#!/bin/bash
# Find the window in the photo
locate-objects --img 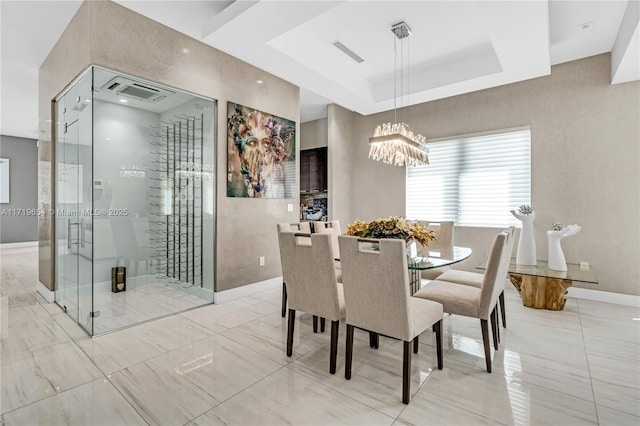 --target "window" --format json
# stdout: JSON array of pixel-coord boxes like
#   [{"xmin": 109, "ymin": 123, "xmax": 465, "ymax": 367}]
[{"xmin": 406, "ymin": 128, "xmax": 531, "ymax": 227}]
